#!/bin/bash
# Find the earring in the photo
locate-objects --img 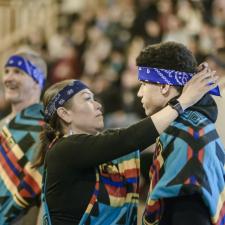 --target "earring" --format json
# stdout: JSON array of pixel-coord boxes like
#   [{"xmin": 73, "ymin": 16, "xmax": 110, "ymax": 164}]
[{"xmin": 68, "ymin": 129, "xmax": 74, "ymax": 136}]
